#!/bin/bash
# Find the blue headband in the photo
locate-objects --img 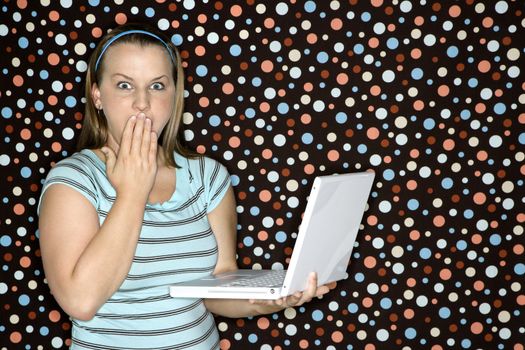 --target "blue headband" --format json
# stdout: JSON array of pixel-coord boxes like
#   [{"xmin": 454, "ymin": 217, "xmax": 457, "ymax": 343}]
[{"xmin": 94, "ymin": 29, "xmax": 176, "ymax": 71}]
